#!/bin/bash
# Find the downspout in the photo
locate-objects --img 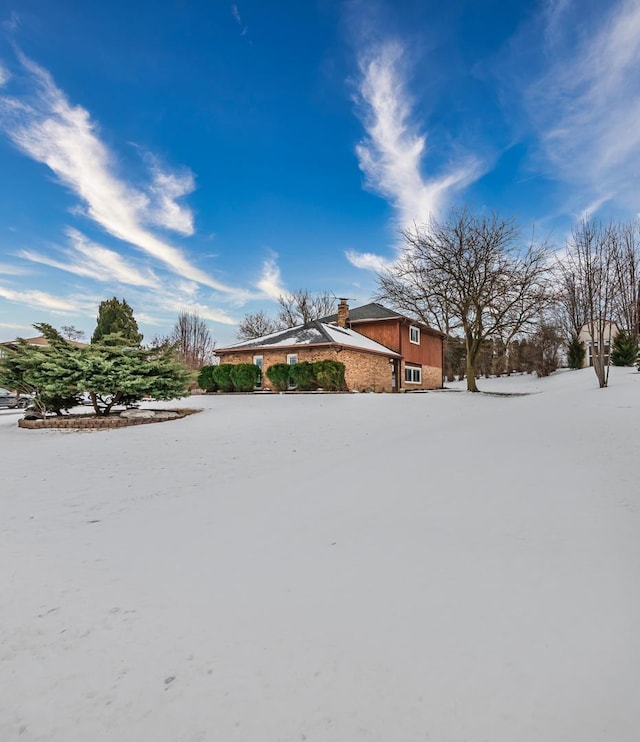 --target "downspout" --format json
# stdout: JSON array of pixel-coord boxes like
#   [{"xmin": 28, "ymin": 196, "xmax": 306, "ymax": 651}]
[{"xmin": 398, "ymin": 321, "xmax": 403, "ymax": 392}]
